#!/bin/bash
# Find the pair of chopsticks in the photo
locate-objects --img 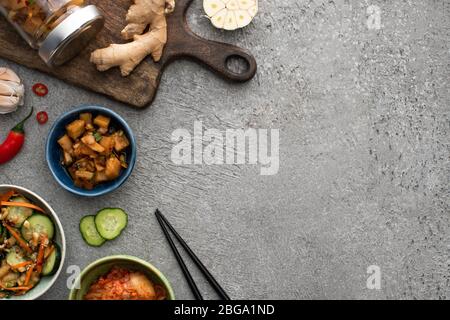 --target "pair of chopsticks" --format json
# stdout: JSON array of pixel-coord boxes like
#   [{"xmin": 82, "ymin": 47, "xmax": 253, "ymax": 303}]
[{"xmin": 155, "ymin": 209, "xmax": 230, "ymax": 300}]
